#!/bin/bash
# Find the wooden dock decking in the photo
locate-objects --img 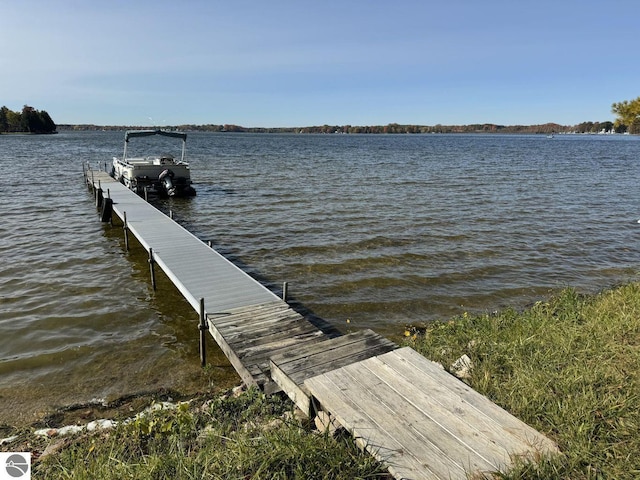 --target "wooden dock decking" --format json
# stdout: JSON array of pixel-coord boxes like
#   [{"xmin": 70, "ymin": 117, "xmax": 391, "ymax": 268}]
[
  {"xmin": 207, "ymin": 301, "xmax": 328, "ymax": 390},
  {"xmin": 270, "ymin": 329, "xmax": 398, "ymax": 415},
  {"xmin": 86, "ymin": 166, "xmax": 559, "ymax": 479},
  {"xmin": 305, "ymin": 347, "xmax": 558, "ymax": 480}
]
